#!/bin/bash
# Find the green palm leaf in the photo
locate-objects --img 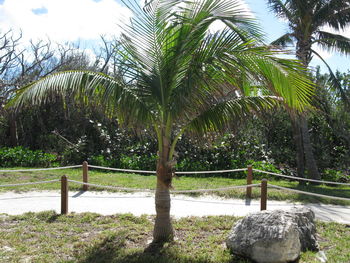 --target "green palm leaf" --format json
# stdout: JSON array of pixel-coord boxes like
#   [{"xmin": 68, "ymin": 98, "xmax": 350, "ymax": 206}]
[
  {"xmin": 314, "ymin": 31, "xmax": 350, "ymax": 55},
  {"xmin": 271, "ymin": 33, "xmax": 294, "ymax": 47},
  {"xmin": 313, "ymin": 0, "xmax": 350, "ymax": 30}
]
